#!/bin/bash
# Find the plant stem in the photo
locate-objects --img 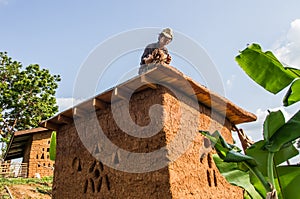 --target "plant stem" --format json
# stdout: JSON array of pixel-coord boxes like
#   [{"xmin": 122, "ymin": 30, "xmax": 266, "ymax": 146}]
[
  {"xmin": 243, "ymin": 162, "xmax": 271, "ymax": 193},
  {"xmin": 267, "ymin": 152, "xmax": 275, "ymax": 188}
]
